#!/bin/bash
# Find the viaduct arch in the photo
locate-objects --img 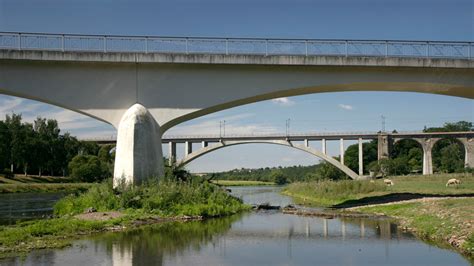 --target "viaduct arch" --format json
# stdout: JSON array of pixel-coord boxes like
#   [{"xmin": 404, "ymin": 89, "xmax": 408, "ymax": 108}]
[{"xmin": 177, "ymin": 140, "xmax": 360, "ymax": 180}]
